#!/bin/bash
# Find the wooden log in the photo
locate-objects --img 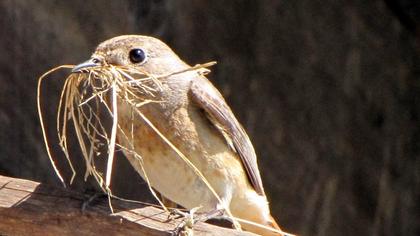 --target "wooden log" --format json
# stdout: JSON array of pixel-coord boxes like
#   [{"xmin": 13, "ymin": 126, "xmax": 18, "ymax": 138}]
[{"xmin": 0, "ymin": 175, "xmax": 255, "ymax": 236}]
